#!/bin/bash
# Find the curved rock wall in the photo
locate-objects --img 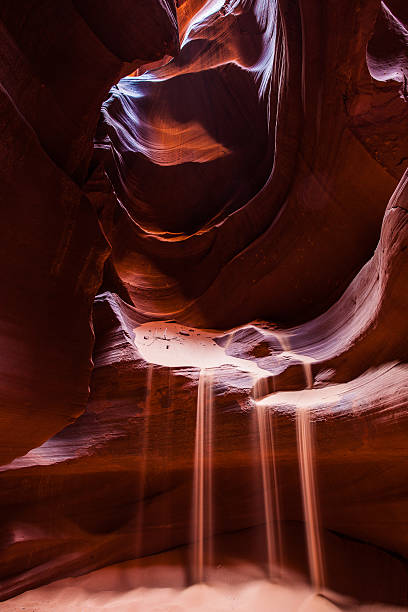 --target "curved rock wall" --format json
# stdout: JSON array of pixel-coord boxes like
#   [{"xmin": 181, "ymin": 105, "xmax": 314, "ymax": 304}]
[
  {"xmin": 0, "ymin": 0, "xmax": 177, "ymax": 462},
  {"xmin": 1, "ymin": 0, "xmax": 408, "ymax": 606},
  {"xmin": 97, "ymin": 0, "xmax": 408, "ymax": 328}
]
